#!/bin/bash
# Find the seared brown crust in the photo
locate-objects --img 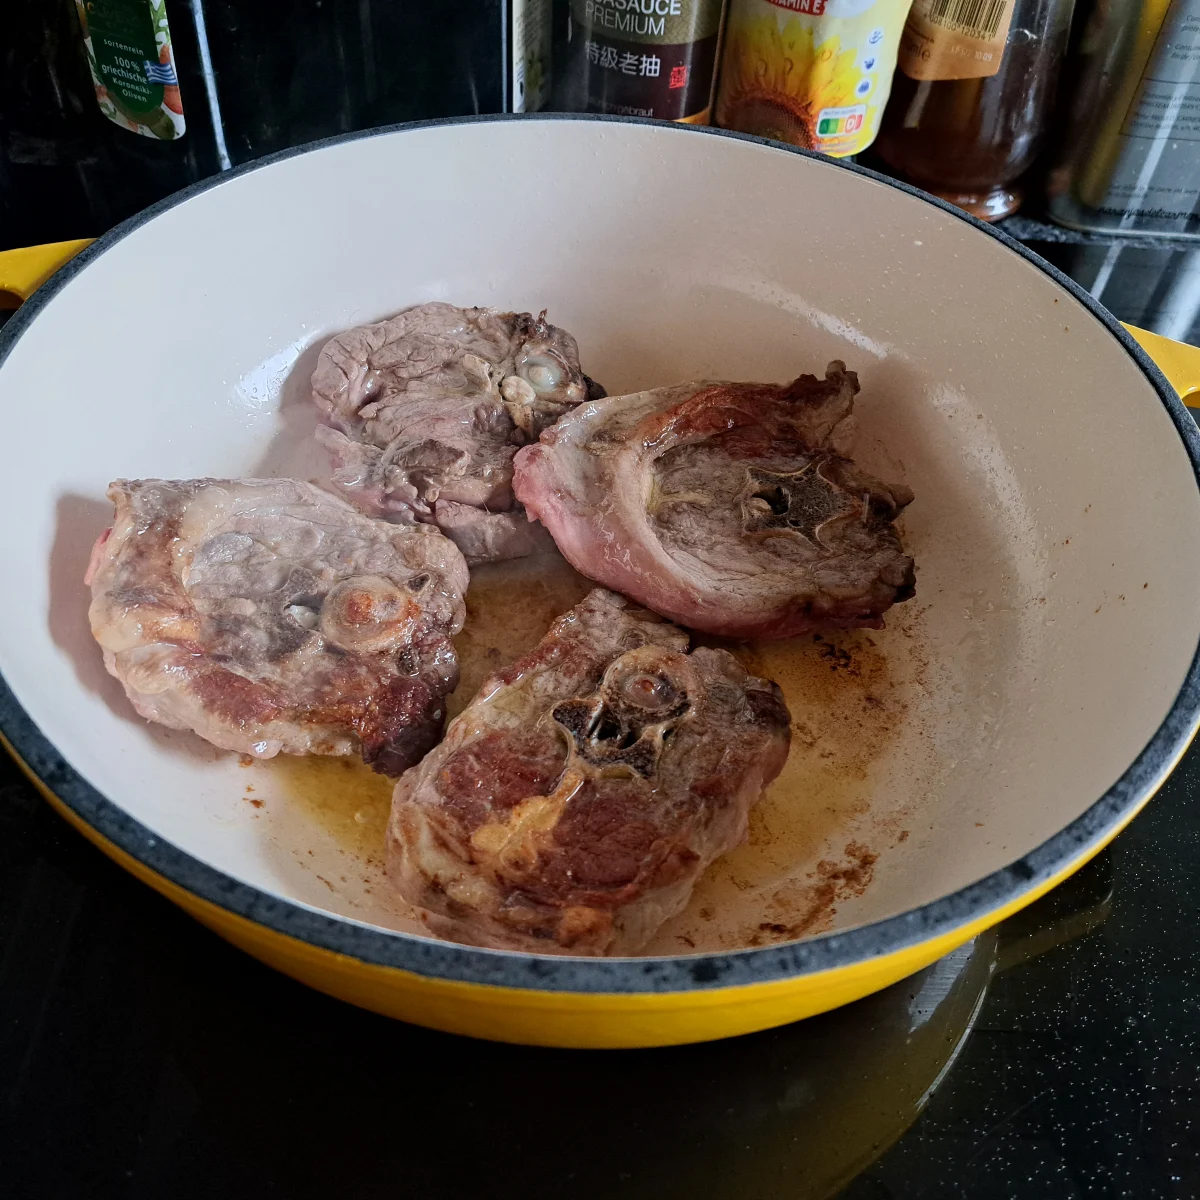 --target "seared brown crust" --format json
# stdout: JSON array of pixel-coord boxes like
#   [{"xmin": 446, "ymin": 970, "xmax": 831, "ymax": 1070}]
[
  {"xmin": 513, "ymin": 363, "xmax": 916, "ymax": 638},
  {"xmin": 387, "ymin": 589, "xmax": 792, "ymax": 955},
  {"xmin": 310, "ymin": 301, "xmax": 602, "ymax": 564},
  {"xmin": 87, "ymin": 478, "xmax": 468, "ymax": 773}
]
